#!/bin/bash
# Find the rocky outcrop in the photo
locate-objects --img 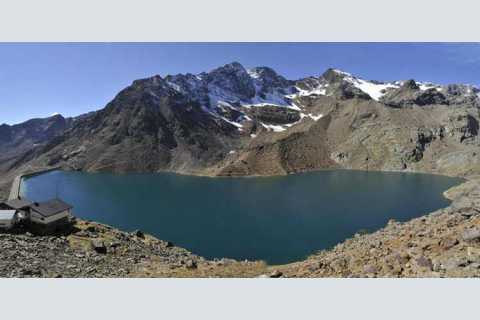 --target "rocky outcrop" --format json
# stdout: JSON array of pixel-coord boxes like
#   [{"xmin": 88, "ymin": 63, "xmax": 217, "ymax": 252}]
[
  {"xmin": 249, "ymin": 105, "xmax": 301, "ymax": 125},
  {"xmin": 403, "ymin": 127, "xmax": 441, "ymax": 163},
  {"xmin": 318, "ymin": 68, "xmax": 372, "ymax": 100},
  {"xmin": 447, "ymin": 112, "xmax": 479, "ymax": 143},
  {"xmin": 445, "ymin": 84, "xmax": 480, "ymax": 106},
  {"xmin": 329, "ymin": 81, "xmax": 372, "ymax": 100},
  {"xmin": 381, "ymin": 80, "xmax": 448, "ymax": 107}
]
